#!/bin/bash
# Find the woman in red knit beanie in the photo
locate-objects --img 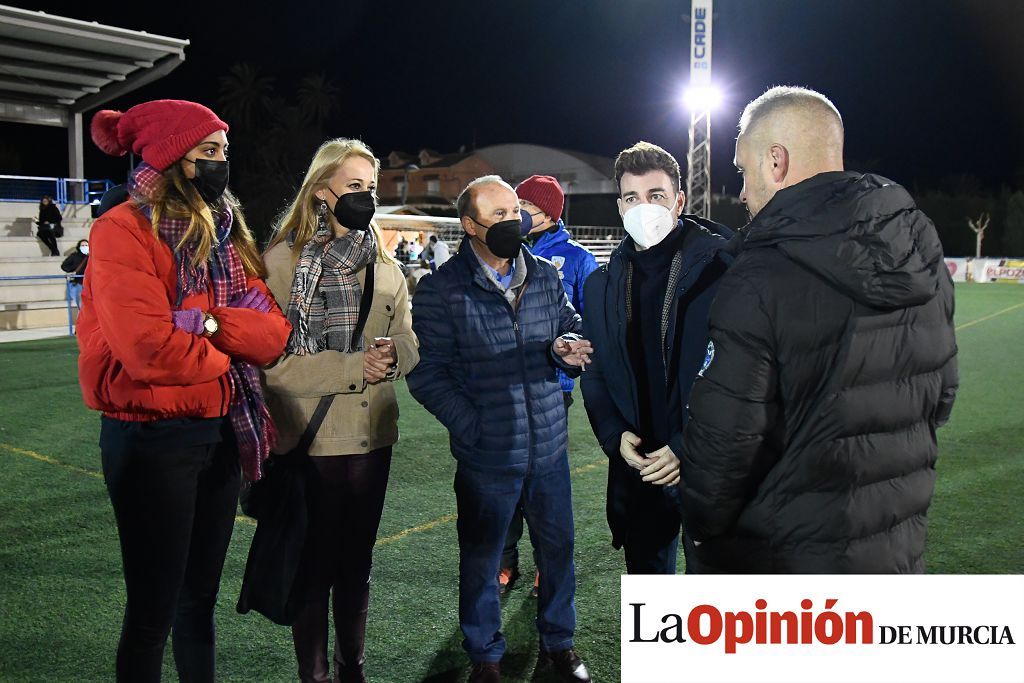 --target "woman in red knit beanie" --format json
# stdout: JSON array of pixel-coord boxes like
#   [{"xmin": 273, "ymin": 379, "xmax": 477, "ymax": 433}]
[{"xmin": 78, "ymin": 99, "xmax": 291, "ymax": 682}]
